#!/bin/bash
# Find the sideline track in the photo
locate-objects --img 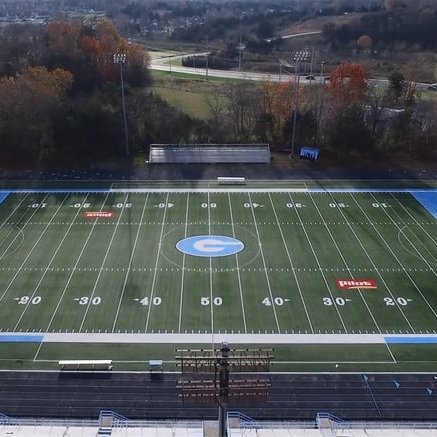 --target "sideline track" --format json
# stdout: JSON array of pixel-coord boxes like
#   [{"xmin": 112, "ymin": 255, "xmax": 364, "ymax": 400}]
[{"xmin": 1, "ymin": 332, "xmax": 437, "ymax": 344}]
